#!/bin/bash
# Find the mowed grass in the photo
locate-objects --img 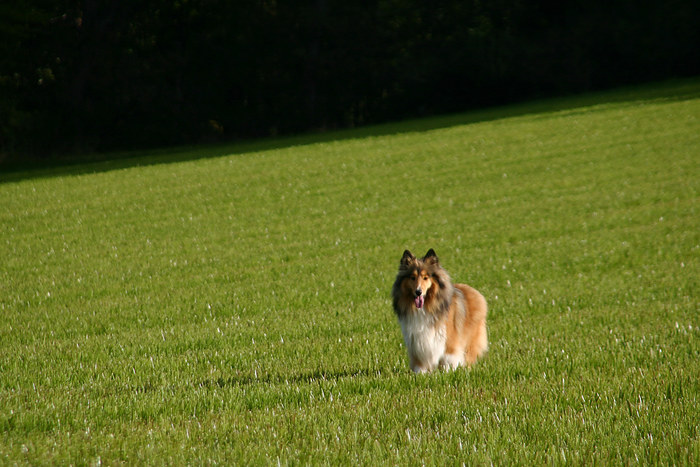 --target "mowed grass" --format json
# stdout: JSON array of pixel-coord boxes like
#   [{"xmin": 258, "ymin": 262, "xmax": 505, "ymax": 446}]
[{"xmin": 1, "ymin": 79, "xmax": 699, "ymax": 465}]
